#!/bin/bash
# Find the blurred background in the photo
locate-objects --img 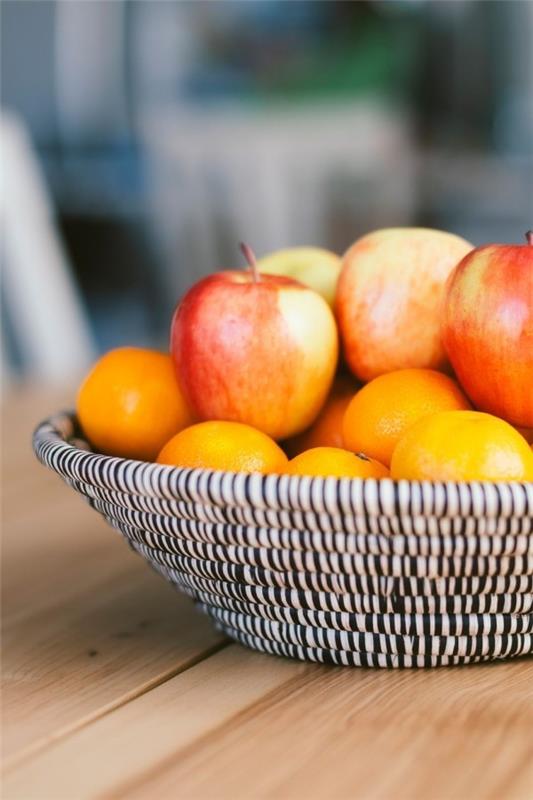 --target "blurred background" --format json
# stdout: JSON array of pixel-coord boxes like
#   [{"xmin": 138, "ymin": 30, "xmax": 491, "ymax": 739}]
[{"xmin": 1, "ymin": 0, "xmax": 532, "ymax": 383}]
